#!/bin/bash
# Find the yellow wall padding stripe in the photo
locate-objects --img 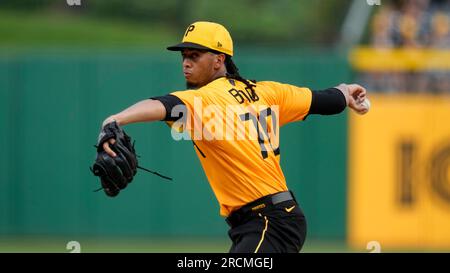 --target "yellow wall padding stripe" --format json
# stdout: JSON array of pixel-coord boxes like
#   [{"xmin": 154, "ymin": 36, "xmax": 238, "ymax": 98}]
[
  {"xmin": 254, "ymin": 216, "xmax": 269, "ymax": 253},
  {"xmin": 349, "ymin": 47, "xmax": 450, "ymax": 72}
]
